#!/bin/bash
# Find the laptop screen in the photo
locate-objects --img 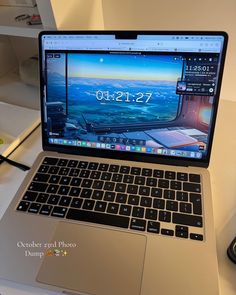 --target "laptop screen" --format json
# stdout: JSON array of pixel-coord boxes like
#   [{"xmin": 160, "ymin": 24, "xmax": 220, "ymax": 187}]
[{"xmin": 39, "ymin": 31, "xmax": 227, "ymax": 165}]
